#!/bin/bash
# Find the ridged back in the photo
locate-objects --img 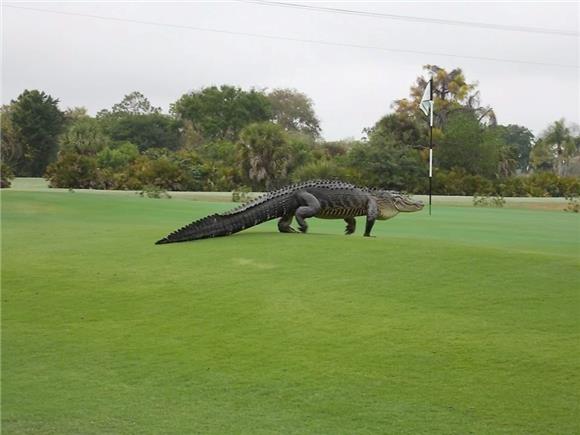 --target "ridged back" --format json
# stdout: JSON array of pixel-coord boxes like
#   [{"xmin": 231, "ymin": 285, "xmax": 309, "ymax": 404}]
[
  {"xmin": 155, "ymin": 180, "xmax": 366, "ymax": 244},
  {"xmin": 156, "ymin": 191, "xmax": 295, "ymax": 244}
]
